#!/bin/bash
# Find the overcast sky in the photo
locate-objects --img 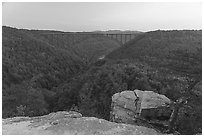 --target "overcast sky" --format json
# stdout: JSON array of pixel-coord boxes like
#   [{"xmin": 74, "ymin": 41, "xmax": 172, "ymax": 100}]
[{"xmin": 2, "ymin": 2, "xmax": 202, "ymax": 32}]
